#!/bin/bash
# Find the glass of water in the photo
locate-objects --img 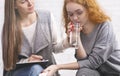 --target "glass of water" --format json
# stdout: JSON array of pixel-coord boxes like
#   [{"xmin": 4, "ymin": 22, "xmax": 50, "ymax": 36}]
[{"xmin": 69, "ymin": 23, "xmax": 80, "ymax": 49}]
